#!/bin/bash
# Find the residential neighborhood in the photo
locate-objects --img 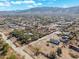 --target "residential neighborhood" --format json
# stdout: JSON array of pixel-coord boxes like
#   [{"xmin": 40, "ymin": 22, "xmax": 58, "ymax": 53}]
[{"xmin": 0, "ymin": 0, "xmax": 79, "ymax": 59}]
